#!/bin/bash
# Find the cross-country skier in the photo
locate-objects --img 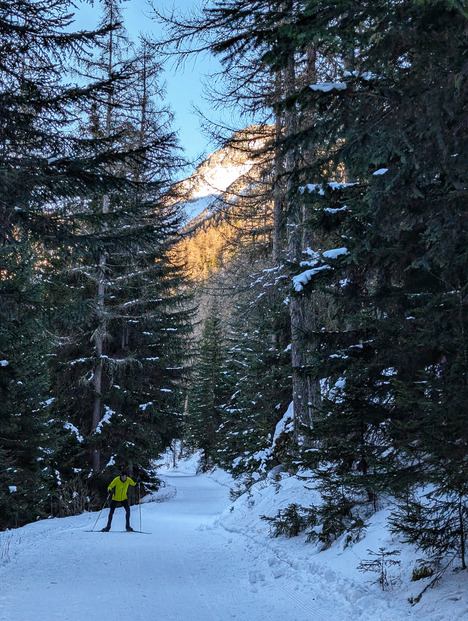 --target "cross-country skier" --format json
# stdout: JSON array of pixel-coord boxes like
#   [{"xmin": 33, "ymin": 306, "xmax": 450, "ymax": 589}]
[{"xmin": 101, "ymin": 470, "xmax": 136, "ymax": 532}]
